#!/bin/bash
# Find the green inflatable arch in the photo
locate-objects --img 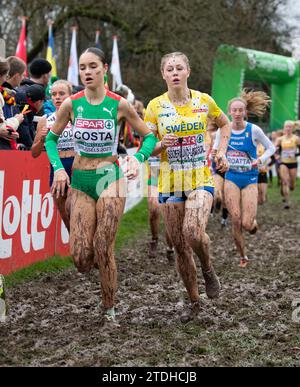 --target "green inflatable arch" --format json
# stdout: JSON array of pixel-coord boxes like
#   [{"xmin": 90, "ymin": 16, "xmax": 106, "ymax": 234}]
[{"xmin": 212, "ymin": 45, "xmax": 300, "ymax": 131}]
